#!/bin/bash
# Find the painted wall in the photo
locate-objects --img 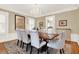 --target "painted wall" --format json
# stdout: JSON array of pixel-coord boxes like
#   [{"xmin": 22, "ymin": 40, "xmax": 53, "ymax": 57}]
[
  {"xmin": 0, "ymin": 8, "xmax": 31, "ymax": 33},
  {"xmin": 0, "ymin": 8, "xmax": 79, "ymax": 34},
  {"xmin": 8, "ymin": 12, "xmax": 15, "ymax": 33},
  {"xmin": 55, "ymin": 9, "xmax": 79, "ymax": 33},
  {"xmin": 0, "ymin": 9, "xmax": 15, "ymax": 33},
  {"xmin": 36, "ymin": 9, "xmax": 79, "ymax": 34},
  {"xmin": 36, "ymin": 17, "xmax": 46, "ymax": 29},
  {"xmin": 0, "ymin": 7, "xmax": 79, "ymax": 42}
]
